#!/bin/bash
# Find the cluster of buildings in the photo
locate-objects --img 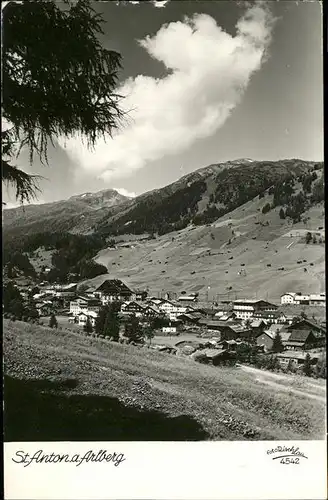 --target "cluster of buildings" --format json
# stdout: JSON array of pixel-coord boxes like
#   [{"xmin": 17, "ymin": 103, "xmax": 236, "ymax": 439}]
[
  {"xmin": 66, "ymin": 283, "xmax": 199, "ymax": 327},
  {"xmin": 280, "ymin": 292, "xmax": 326, "ymax": 306},
  {"xmin": 27, "ymin": 278, "xmax": 326, "ymax": 369}
]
